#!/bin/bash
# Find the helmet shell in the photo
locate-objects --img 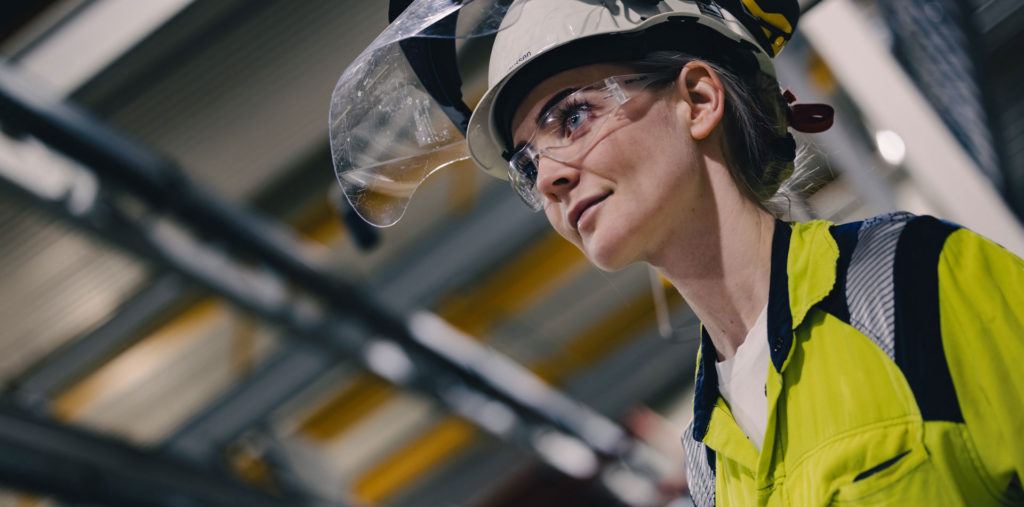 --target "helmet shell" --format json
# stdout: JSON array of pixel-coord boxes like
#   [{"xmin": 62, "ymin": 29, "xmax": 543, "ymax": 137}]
[{"xmin": 465, "ymin": 0, "xmax": 780, "ymax": 180}]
